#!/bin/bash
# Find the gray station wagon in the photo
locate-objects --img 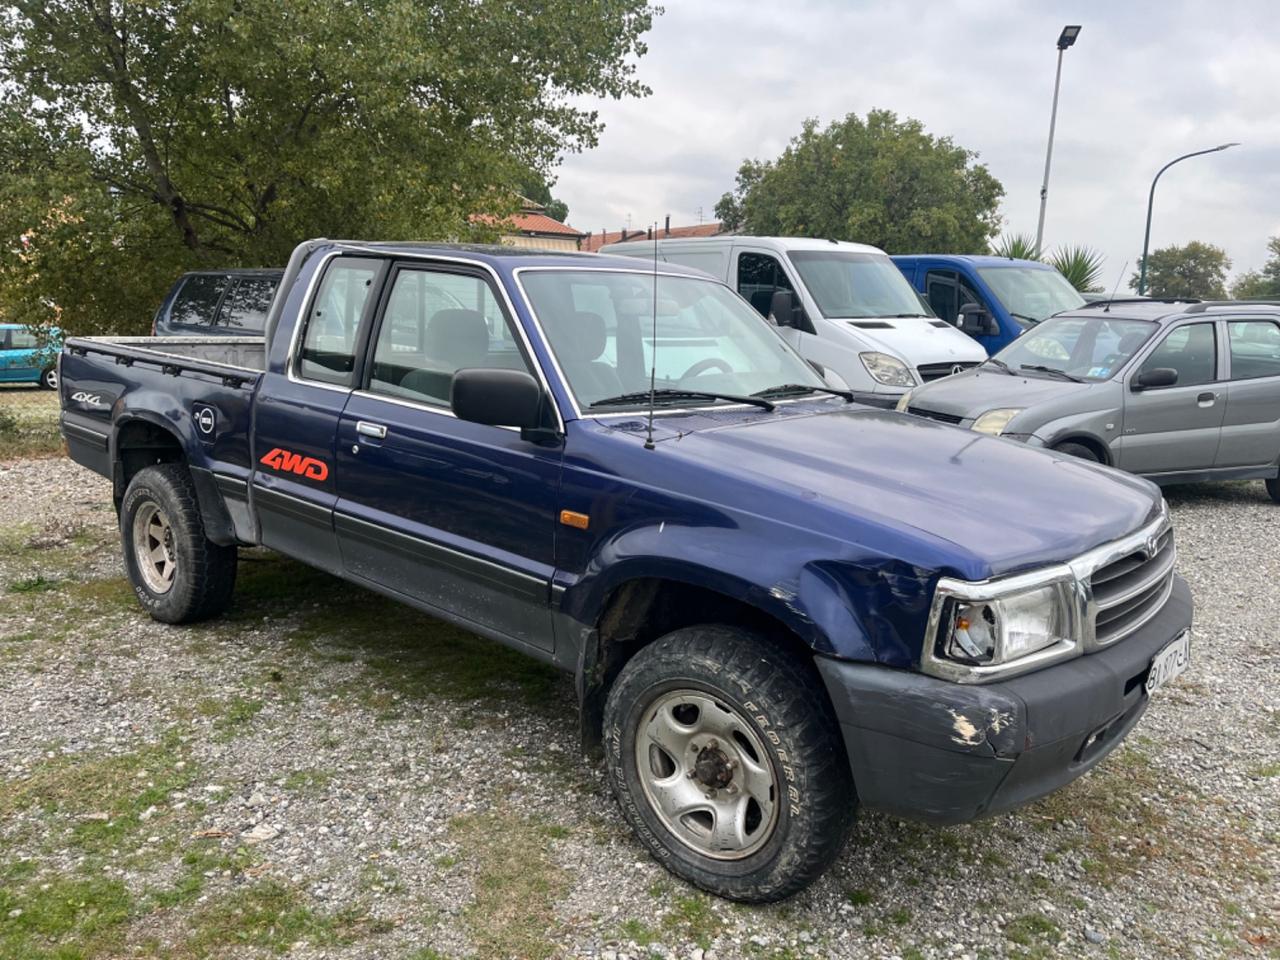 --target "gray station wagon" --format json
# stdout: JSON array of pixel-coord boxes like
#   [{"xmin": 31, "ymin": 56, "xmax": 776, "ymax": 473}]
[{"xmin": 896, "ymin": 299, "xmax": 1280, "ymax": 501}]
